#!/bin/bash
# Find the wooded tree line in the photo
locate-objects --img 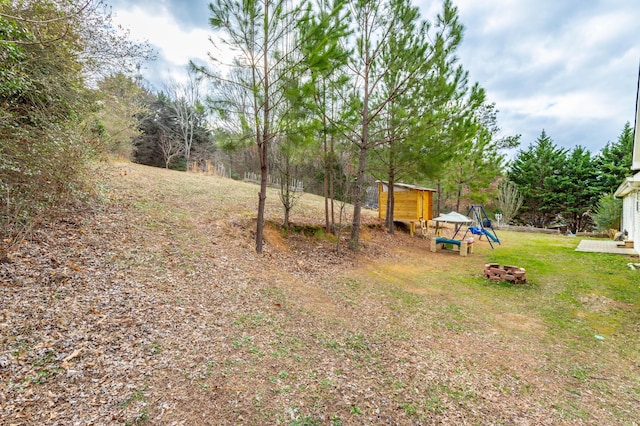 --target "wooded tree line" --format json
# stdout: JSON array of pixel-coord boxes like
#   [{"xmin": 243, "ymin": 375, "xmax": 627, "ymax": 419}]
[
  {"xmin": 506, "ymin": 124, "xmax": 634, "ymax": 234},
  {"xmin": 1, "ymin": 0, "xmax": 634, "ymax": 259}
]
